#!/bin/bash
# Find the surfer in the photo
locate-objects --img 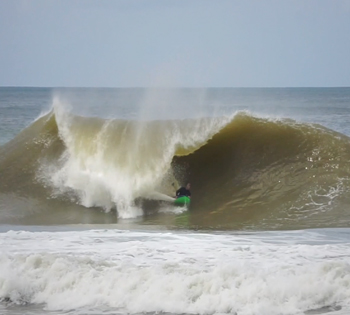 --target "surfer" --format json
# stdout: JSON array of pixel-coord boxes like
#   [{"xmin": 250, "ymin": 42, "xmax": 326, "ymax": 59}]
[{"xmin": 176, "ymin": 182, "xmax": 191, "ymax": 198}]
